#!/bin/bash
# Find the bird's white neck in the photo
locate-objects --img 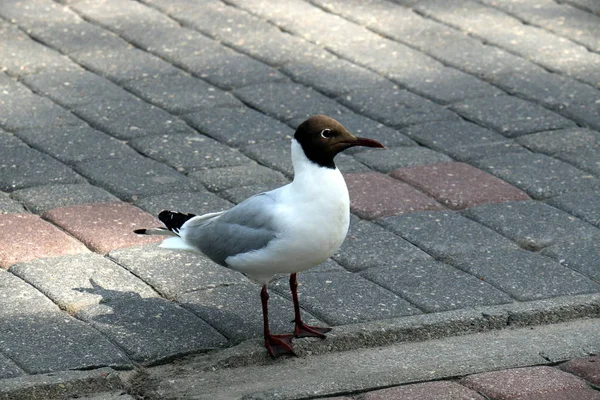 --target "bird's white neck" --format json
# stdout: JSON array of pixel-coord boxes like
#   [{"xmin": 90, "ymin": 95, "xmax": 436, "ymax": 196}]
[{"xmin": 290, "ymin": 139, "xmax": 347, "ymax": 196}]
